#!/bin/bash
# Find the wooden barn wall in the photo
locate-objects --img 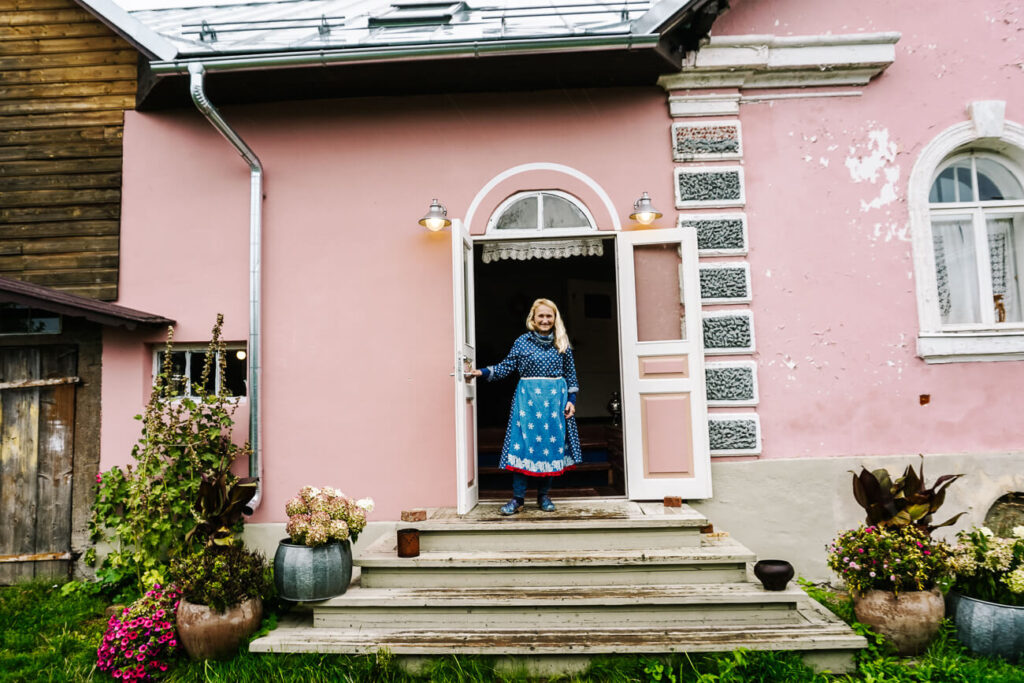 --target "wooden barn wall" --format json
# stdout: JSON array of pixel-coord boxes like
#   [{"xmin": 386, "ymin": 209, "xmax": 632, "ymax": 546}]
[{"xmin": 0, "ymin": 0, "xmax": 136, "ymax": 301}]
